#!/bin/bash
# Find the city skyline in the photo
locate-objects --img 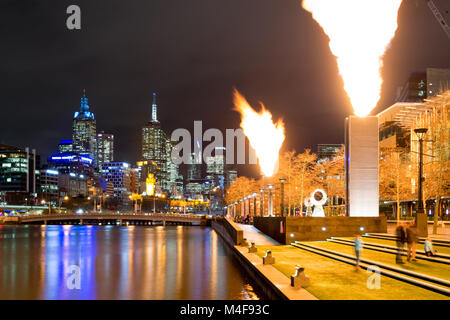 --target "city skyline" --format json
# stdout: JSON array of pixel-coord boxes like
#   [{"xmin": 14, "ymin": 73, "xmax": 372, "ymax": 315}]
[
  {"xmin": 0, "ymin": 0, "xmax": 449, "ymax": 305},
  {"xmin": 1, "ymin": 0, "xmax": 449, "ymax": 172}
]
